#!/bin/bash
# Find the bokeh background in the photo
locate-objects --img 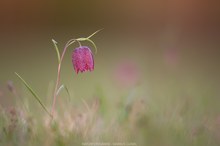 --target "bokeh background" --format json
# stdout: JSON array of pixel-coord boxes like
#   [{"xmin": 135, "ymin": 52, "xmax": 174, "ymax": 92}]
[{"xmin": 0, "ymin": 0, "xmax": 220, "ymax": 145}]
